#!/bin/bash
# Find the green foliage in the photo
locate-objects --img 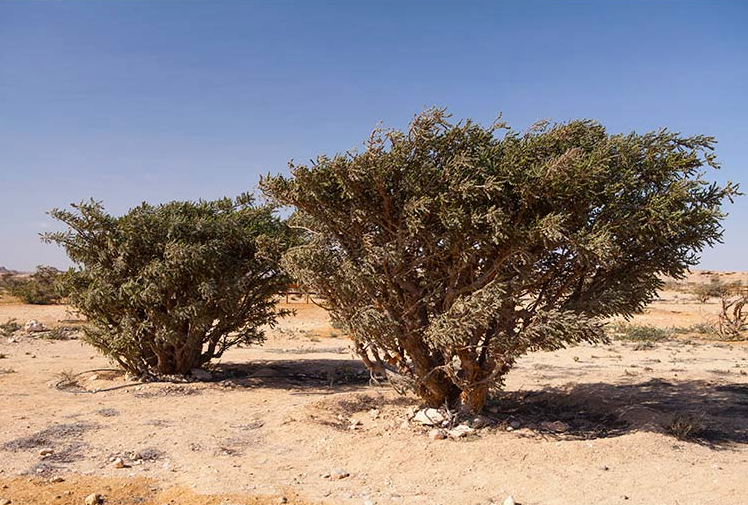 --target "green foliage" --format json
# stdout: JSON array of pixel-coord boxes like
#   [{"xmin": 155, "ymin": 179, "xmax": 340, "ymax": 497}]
[
  {"xmin": 1, "ymin": 266, "xmax": 66, "ymax": 305},
  {"xmin": 44, "ymin": 195, "xmax": 292, "ymax": 376},
  {"xmin": 262, "ymin": 108, "xmax": 737, "ymax": 413},
  {"xmin": 608, "ymin": 322, "xmax": 671, "ymax": 342}
]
